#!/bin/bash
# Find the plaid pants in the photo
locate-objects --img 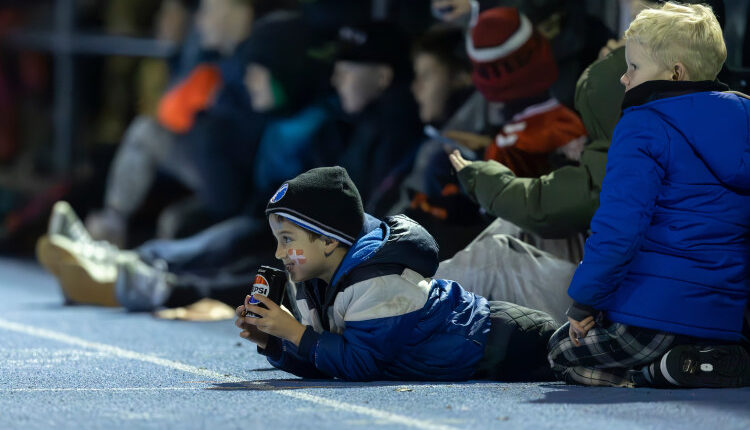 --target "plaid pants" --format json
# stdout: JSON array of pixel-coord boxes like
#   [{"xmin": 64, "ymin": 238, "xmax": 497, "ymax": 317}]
[{"xmin": 547, "ymin": 321, "xmax": 679, "ymax": 387}]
